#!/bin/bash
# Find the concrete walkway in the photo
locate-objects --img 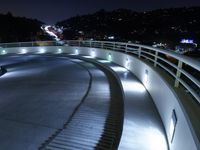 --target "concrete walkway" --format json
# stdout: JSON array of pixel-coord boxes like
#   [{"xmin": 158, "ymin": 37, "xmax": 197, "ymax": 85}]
[
  {"xmin": 78, "ymin": 56, "xmax": 169, "ymax": 150},
  {"xmin": 0, "ymin": 55, "xmax": 90, "ymax": 150},
  {"xmin": 0, "ymin": 54, "xmax": 169, "ymax": 150},
  {"xmin": 40, "ymin": 56, "xmax": 124, "ymax": 150}
]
